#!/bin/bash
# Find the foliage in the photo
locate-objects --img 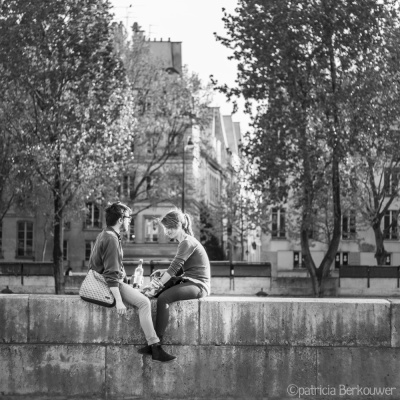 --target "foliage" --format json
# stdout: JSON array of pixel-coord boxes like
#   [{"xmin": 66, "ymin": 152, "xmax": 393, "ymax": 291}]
[
  {"xmin": 214, "ymin": 0, "xmax": 400, "ymax": 295},
  {"xmin": 0, "ymin": 0, "xmax": 130, "ymax": 293},
  {"xmin": 343, "ymin": 30, "xmax": 400, "ymax": 264},
  {"xmin": 0, "ymin": 77, "xmax": 33, "ymax": 221},
  {"xmin": 112, "ymin": 23, "xmax": 212, "ymax": 213},
  {"xmin": 199, "ymin": 201, "xmax": 225, "ymax": 260}
]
